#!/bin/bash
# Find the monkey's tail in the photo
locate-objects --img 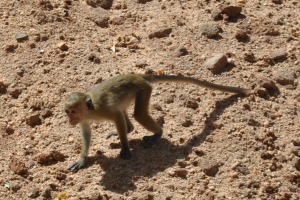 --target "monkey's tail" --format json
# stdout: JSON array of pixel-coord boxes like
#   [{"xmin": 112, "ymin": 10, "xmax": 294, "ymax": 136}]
[{"xmin": 143, "ymin": 74, "xmax": 251, "ymax": 95}]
